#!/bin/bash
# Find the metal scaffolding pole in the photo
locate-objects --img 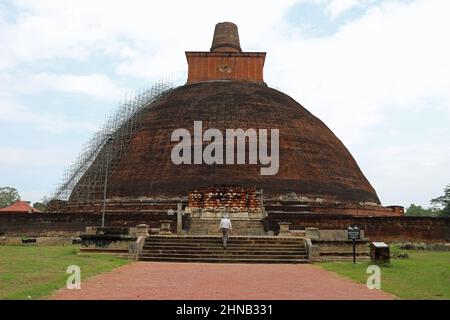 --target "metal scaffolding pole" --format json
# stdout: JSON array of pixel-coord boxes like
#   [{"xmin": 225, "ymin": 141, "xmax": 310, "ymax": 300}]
[
  {"xmin": 101, "ymin": 135, "xmax": 113, "ymax": 228},
  {"xmin": 51, "ymin": 81, "xmax": 175, "ymax": 205}
]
